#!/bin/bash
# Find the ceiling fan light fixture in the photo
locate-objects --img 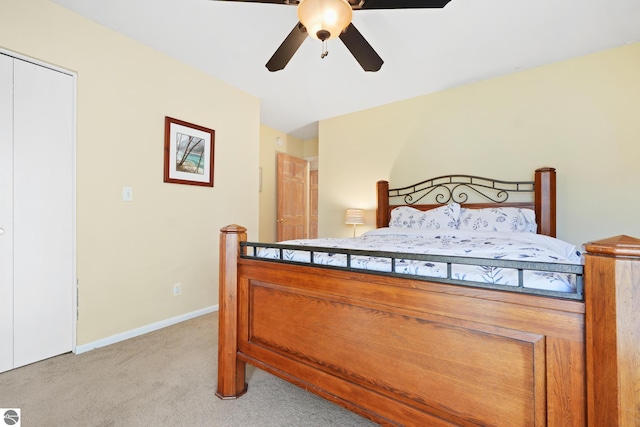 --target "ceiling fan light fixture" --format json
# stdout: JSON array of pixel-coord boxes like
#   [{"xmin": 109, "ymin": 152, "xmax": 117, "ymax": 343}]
[{"xmin": 297, "ymin": 0, "xmax": 353, "ymax": 41}]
